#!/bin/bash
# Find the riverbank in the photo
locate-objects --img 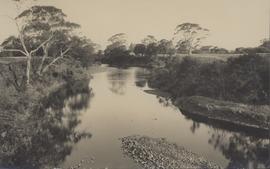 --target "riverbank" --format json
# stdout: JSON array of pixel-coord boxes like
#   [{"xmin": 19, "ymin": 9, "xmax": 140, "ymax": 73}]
[
  {"xmin": 0, "ymin": 64, "xmax": 105, "ymax": 118},
  {"xmin": 147, "ymin": 54, "xmax": 270, "ymax": 131},
  {"xmin": 121, "ymin": 135, "xmax": 221, "ymax": 169},
  {"xmin": 144, "ymin": 88, "xmax": 270, "ymax": 132},
  {"xmin": 175, "ymin": 96, "xmax": 270, "ymax": 131}
]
